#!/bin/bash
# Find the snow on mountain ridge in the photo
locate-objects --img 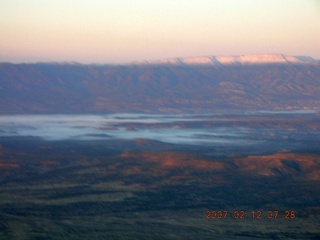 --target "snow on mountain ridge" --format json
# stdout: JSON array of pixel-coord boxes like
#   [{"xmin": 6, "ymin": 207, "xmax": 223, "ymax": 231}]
[{"xmin": 146, "ymin": 54, "xmax": 318, "ymax": 65}]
